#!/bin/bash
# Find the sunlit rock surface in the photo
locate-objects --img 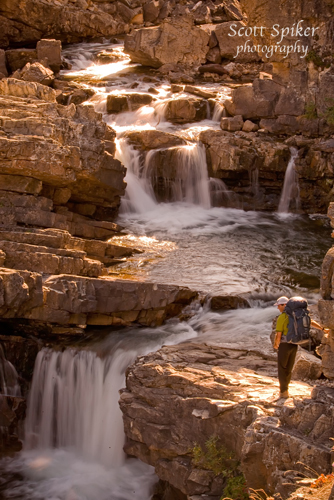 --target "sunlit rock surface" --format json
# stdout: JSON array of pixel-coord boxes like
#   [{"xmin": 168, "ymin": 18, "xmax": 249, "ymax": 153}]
[
  {"xmin": 0, "ymin": 268, "xmax": 197, "ymax": 331},
  {"xmin": 120, "ymin": 343, "xmax": 333, "ymax": 498},
  {"xmin": 124, "ymin": 15, "xmax": 210, "ymax": 69}
]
